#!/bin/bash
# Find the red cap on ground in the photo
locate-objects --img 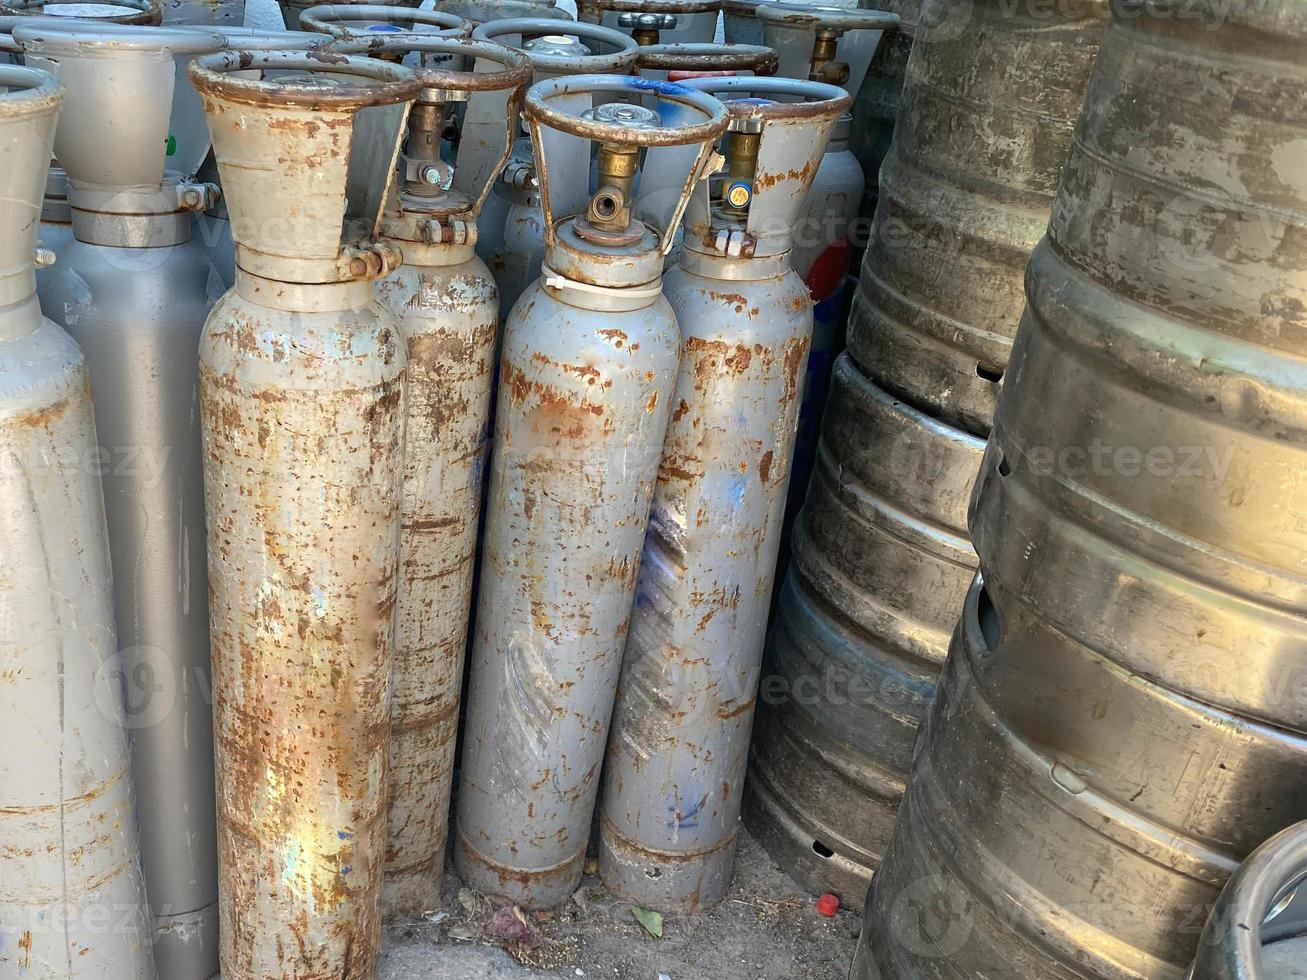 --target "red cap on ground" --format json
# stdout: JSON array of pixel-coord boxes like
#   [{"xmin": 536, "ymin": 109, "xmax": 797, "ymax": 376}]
[{"xmin": 816, "ymin": 893, "xmax": 840, "ymax": 917}]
